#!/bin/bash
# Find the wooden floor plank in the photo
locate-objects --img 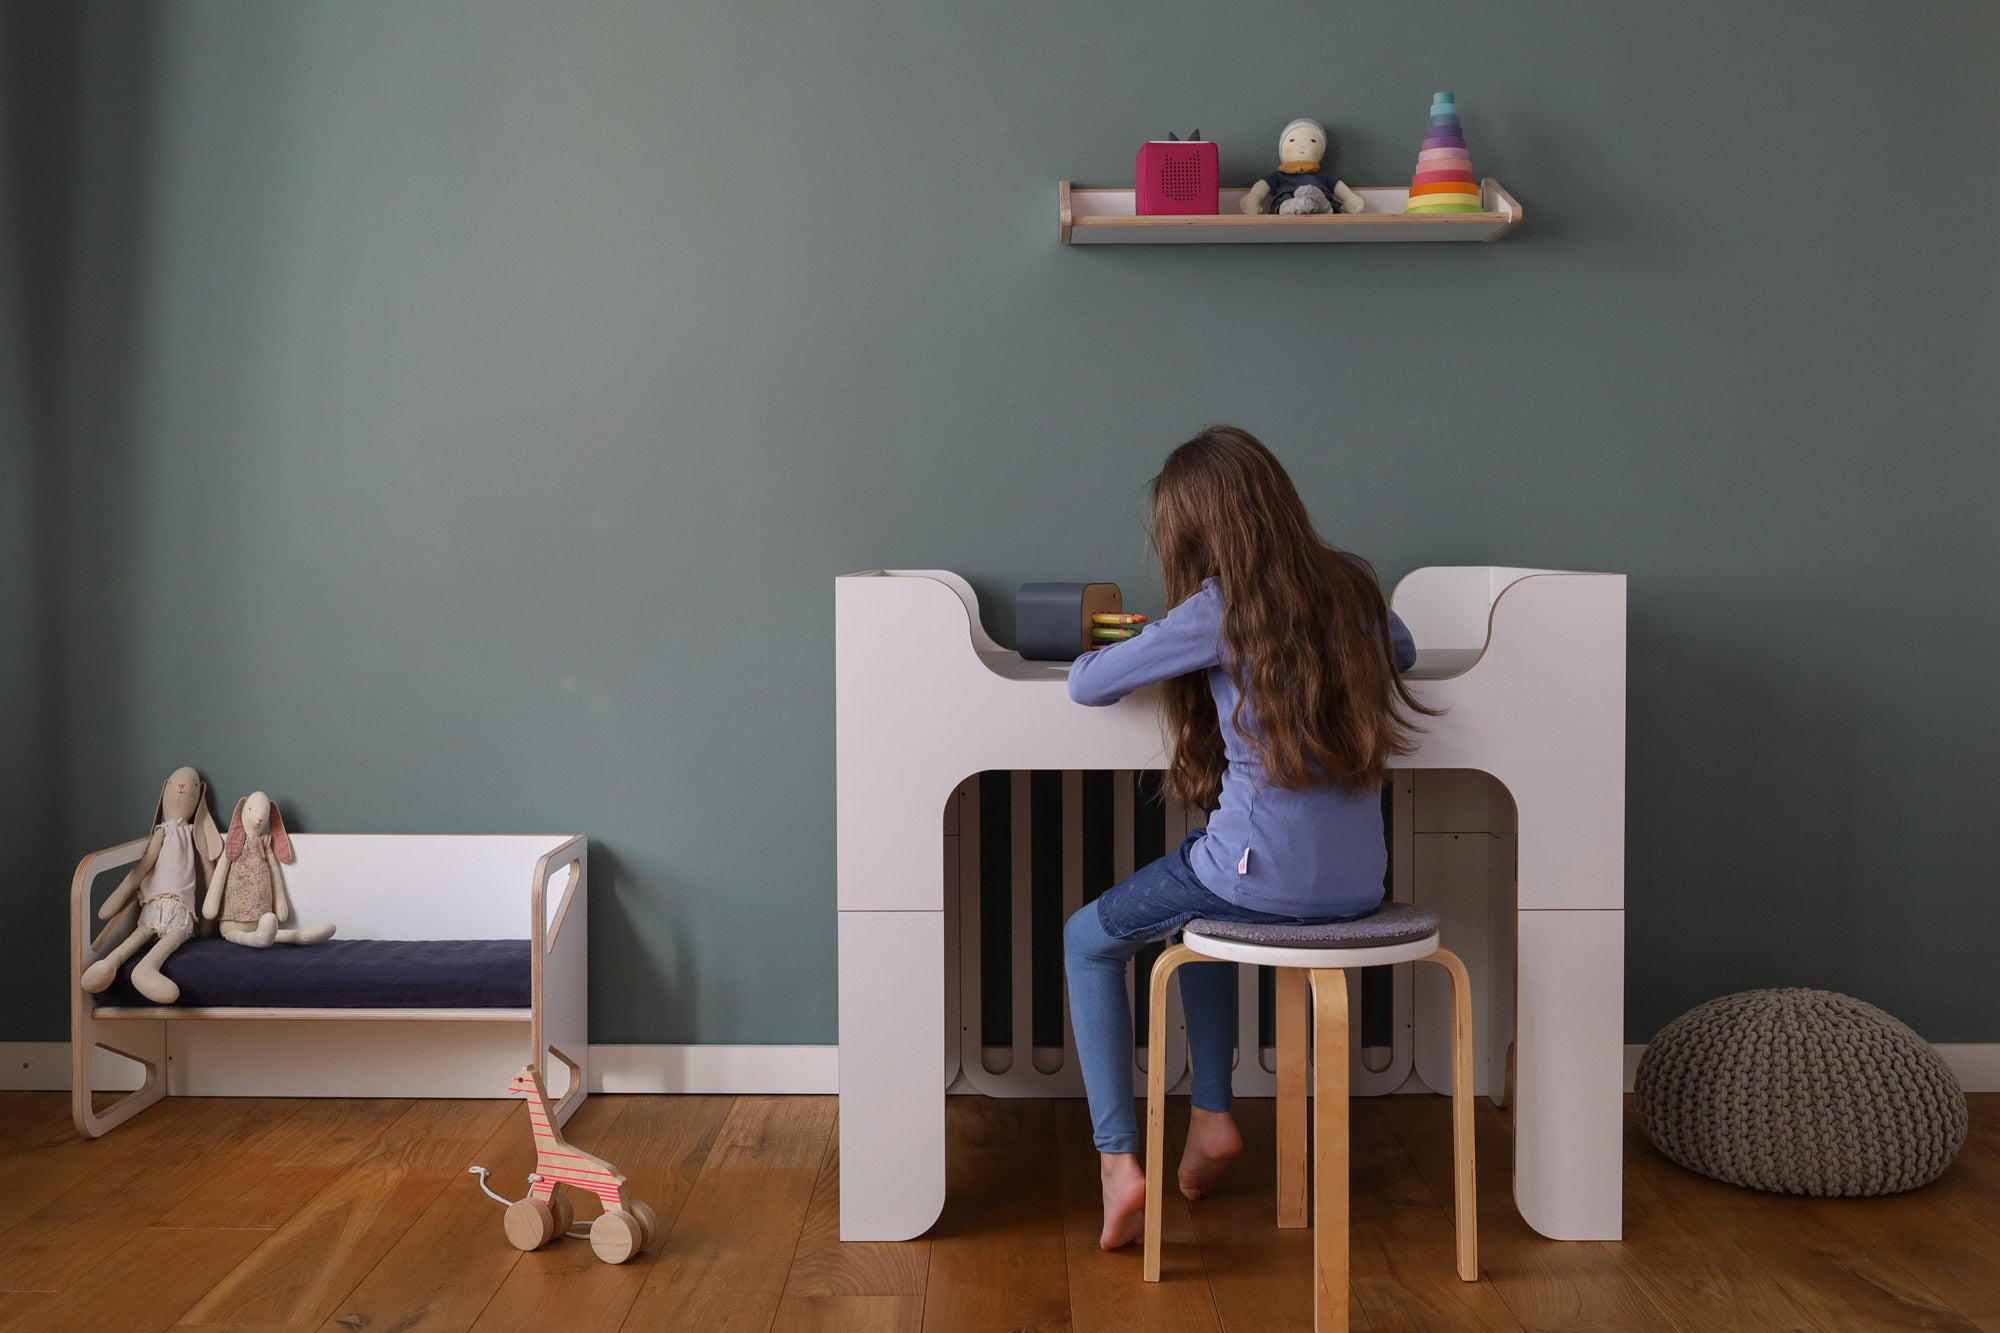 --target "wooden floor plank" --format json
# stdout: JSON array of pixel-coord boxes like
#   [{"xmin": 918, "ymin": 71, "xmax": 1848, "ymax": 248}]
[
  {"xmin": 1916, "ymin": 1100, "xmax": 2000, "ymax": 1240},
  {"xmin": 465, "ymin": 1092, "xmax": 735, "ymax": 1333},
  {"xmin": 0, "ymin": 1292, "xmax": 54, "ymax": 1326},
  {"xmin": 1796, "ymin": 1184, "xmax": 2000, "ymax": 1323},
  {"xmin": 1614, "ymin": 1117, "xmax": 1829, "ymax": 1331},
  {"xmin": 772, "ymin": 1293, "xmax": 925, "ymax": 1331},
  {"xmin": 0, "ymin": 1093, "xmax": 73, "ymax": 1157},
  {"xmin": 1181, "ymin": 1098, "xmax": 1317, "ymax": 1332},
  {"xmin": 313, "ymin": 1106, "xmax": 537, "ymax": 1333},
  {"xmin": 6, "ymin": 1226, "xmax": 267, "ymax": 1333},
  {"xmin": 1727, "ymin": 1209, "xmax": 1980, "ymax": 1332},
  {"xmin": 783, "ymin": 1110, "xmax": 930, "ymax": 1300},
  {"xmin": 0, "ymin": 1097, "xmax": 281, "ymax": 1293},
  {"xmin": 619, "ymin": 1095, "xmax": 838, "ymax": 1330},
  {"xmin": 1055, "ymin": 1097, "xmax": 1218, "ymax": 1333},
  {"xmin": 1627, "ymin": 1095, "xmax": 1997, "ymax": 1329},
  {"xmin": 920, "ymin": 1098, "xmax": 1072, "ymax": 1333},
  {"xmin": 151, "ymin": 1098, "xmax": 412, "ymax": 1230},
  {"xmin": 1347, "ymin": 1097, "xmax": 1522, "ymax": 1332},
  {"xmin": 3, "ymin": 1090, "xmax": 1997, "ymax": 1331},
  {"xmin": 1387, "ymin": 1097, "xmax": 1672, "ymax": 1333},
  {"xmin": 178, "ymin": 1103, "xmax": 508, "ymax": 1326},
  {"xmin": 0, "ymin": 1094, "xmax": 260, "ymax": 1248},
  {"xmin": 178, "ymin": 1163, "xmax": 459, "ymax": 1326}
]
